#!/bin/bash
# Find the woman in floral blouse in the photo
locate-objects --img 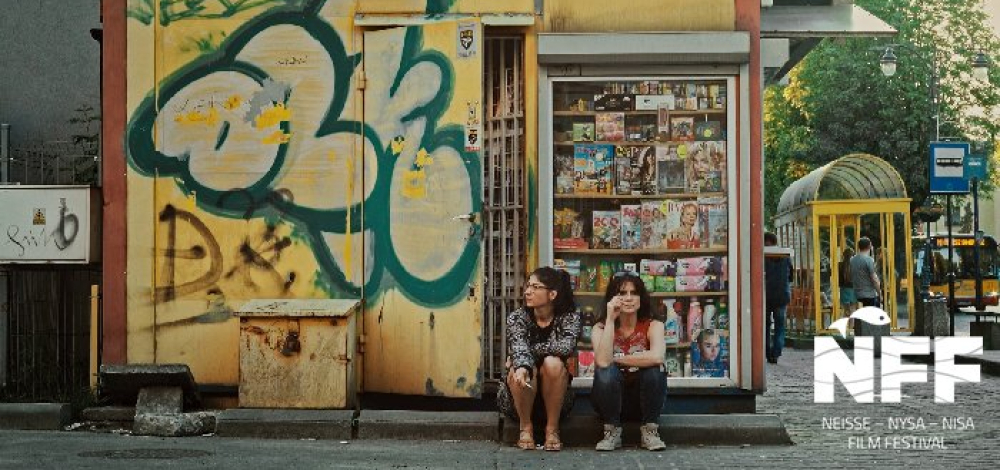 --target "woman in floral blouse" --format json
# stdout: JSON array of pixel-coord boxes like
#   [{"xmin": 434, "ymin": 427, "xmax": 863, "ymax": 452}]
[{"xmin": 497, "ymin": 266, "xmax": 580, "ymax": 451}]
